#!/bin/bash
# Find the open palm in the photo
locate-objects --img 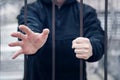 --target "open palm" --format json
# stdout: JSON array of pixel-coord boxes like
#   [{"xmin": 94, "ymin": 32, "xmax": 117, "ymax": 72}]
[{"xmin": 9, "ymin": 25, "xmax": 49, "ymax": 59}]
